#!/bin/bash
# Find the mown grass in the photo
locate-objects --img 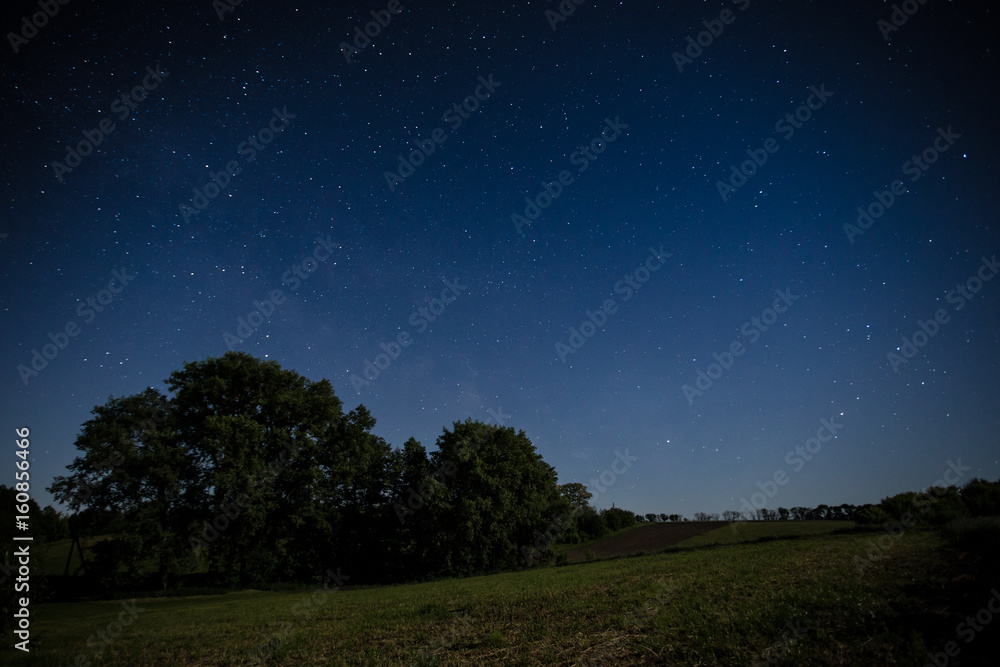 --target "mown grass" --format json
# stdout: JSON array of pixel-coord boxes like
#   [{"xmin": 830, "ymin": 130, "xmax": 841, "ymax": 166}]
[{"xmin": 2, "ymin": 529, "xmax": 964, "ymax": 666}]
